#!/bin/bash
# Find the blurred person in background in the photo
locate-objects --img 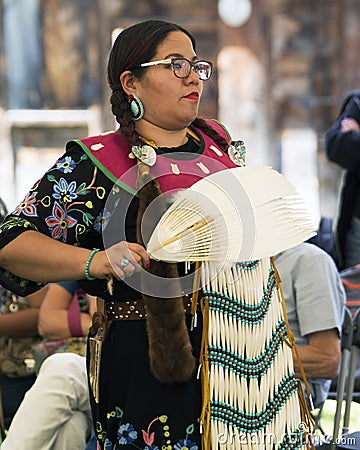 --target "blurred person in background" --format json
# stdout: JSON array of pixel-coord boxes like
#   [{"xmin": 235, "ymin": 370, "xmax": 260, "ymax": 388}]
[
  {"xmin": 0, "ymin": 196, "xmax": 45, "ymax": 429},
  {"xmin": 325, "ymin": 90, "xmax": 360, "ymax": 269},
  {"xmin": 275, "ymin": 242, "xmax": 345, "ymax": 411},
  {"xmin": 1, "ymin": 282, "xmax": 96, "ymax": 450}
]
